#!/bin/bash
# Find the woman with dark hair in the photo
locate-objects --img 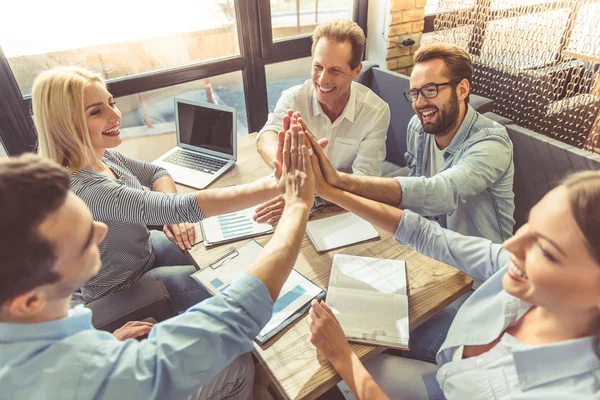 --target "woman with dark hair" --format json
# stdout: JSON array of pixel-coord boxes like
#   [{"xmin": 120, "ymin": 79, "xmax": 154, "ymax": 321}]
[{"xmin": 307, "ymin": 166, "xmax": 600, "ymax": 399}]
